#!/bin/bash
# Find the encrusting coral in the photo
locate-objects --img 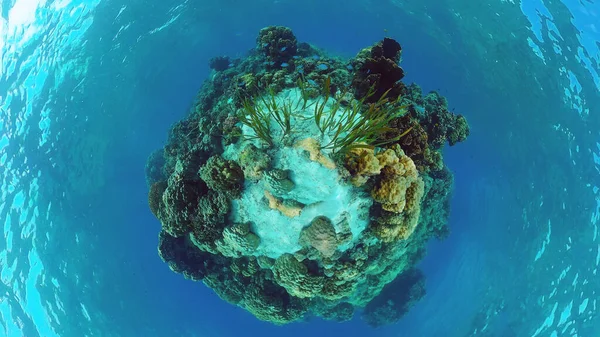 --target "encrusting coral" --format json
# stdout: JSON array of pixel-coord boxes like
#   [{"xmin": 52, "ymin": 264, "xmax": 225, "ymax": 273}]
[{"xmin": 146, "ymin": 26, "xmax": 470, "ymax": 327}]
